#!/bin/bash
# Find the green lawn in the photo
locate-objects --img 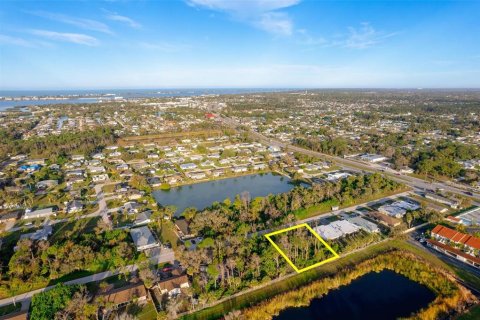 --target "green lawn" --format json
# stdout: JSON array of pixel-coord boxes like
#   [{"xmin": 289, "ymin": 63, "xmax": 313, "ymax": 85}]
[
  {"xmin": 137, "ymin": 302, "xmax": 157, "ymax": 320},
  {"xmin": 49, "ymin": 216, "xmax": 100, "ymax": 244}
]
